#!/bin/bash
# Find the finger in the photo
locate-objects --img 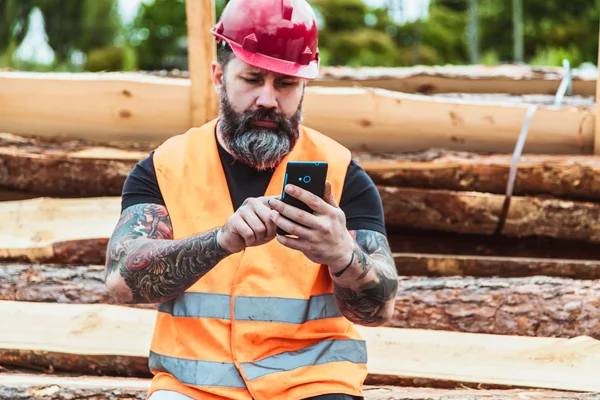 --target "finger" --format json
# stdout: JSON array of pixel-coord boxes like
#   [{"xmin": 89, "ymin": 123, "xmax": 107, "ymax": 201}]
[
  {"xmin": 270, "ymin": 210, "xmax": 312, "ymax": 238},
  {"xmin": 323, "ymin": 181, "xmax": 338, "ymax": 208},
  {"xmin": 284, "ymin": 184, "xmax": 327, "ymax": 213},
  {"xmin": 232, "ymin": 217, "xmax": 257, "ymax": 244},
  {"xmin": 252, "ymin": 204, "xmax": 278, "ymax": 238},
  {"xmin": 267, "ymin": 198, "xmax": 320, "ymax": 229},
  {"xmin": 276, "ymin": 232, "xmax": 307, "ymax": 251},
  {"xmin": 238, "ymin": 208, "xmax": 267, "ymax": 242}
]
